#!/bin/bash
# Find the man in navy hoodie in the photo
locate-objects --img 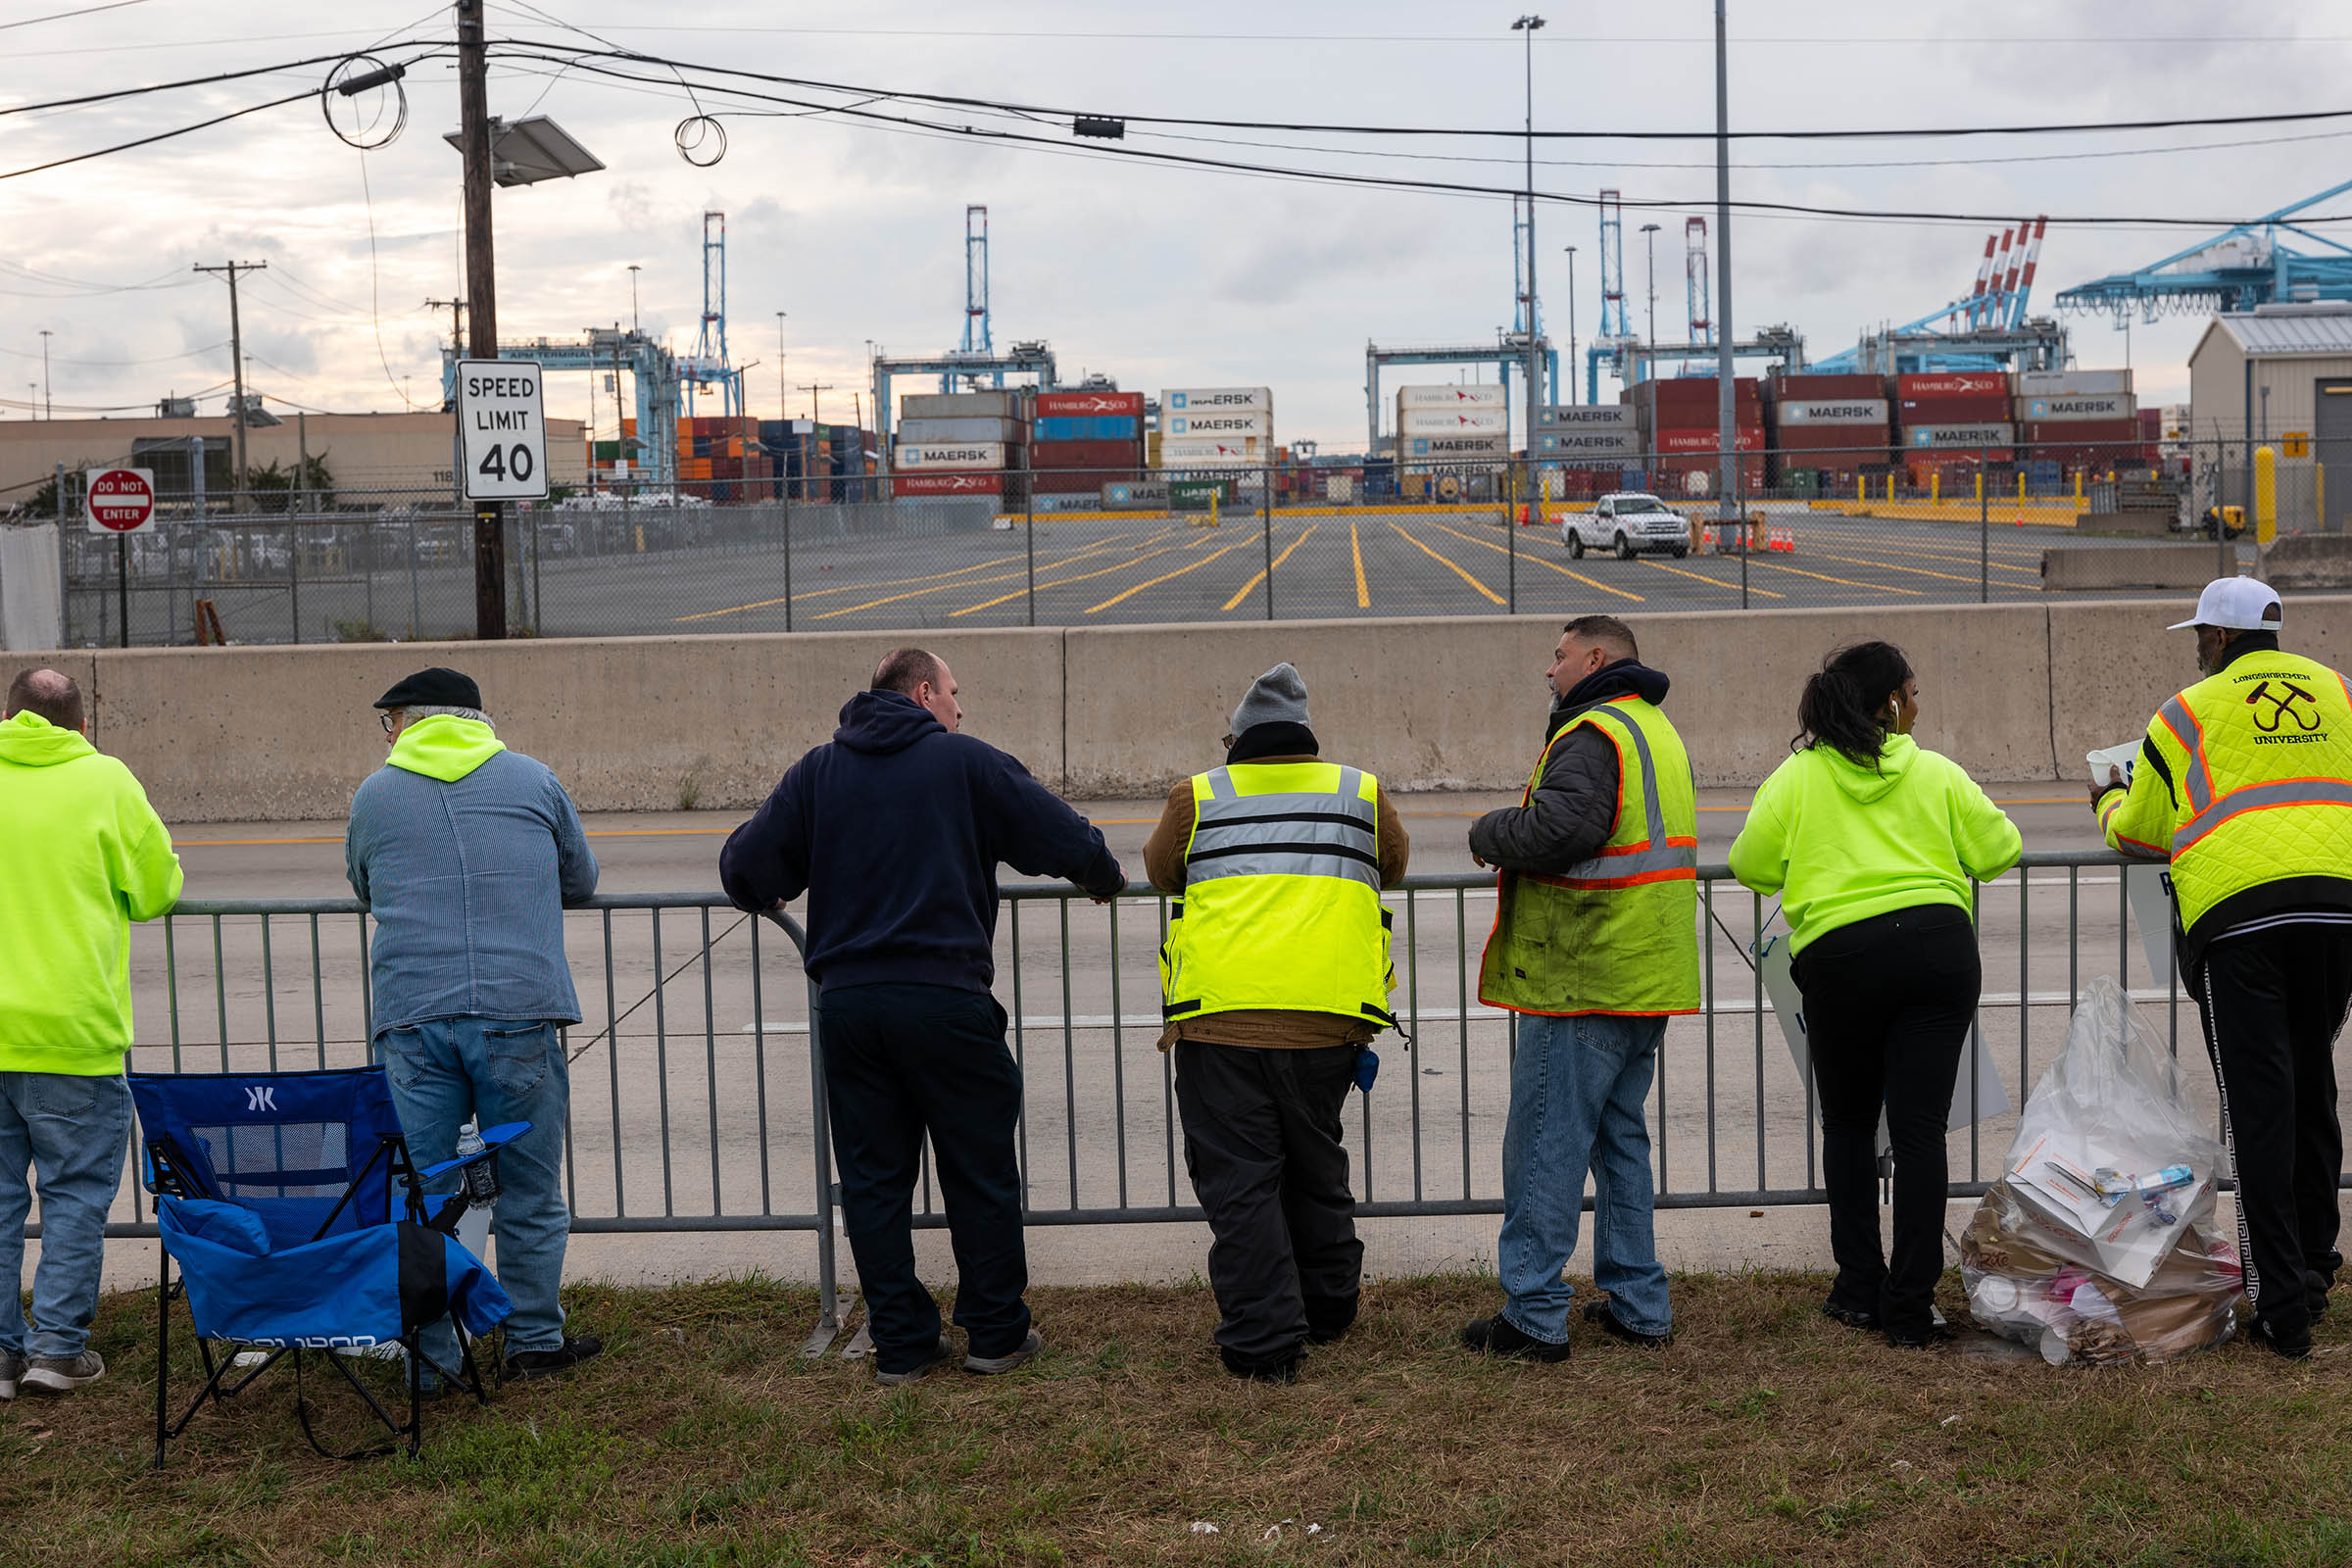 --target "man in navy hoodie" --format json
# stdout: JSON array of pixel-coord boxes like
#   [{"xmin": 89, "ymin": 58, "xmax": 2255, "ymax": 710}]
[{"xmin": 722, "ymin": 648, "xmax": 1124, "ymax": 1384}]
